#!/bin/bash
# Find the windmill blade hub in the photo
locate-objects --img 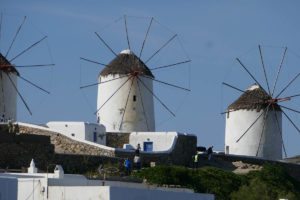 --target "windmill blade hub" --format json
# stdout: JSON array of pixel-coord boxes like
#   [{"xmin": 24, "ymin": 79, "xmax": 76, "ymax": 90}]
[{"xmin": 0, "ymin": 53, "xmax": 19, "ymax": 75}]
